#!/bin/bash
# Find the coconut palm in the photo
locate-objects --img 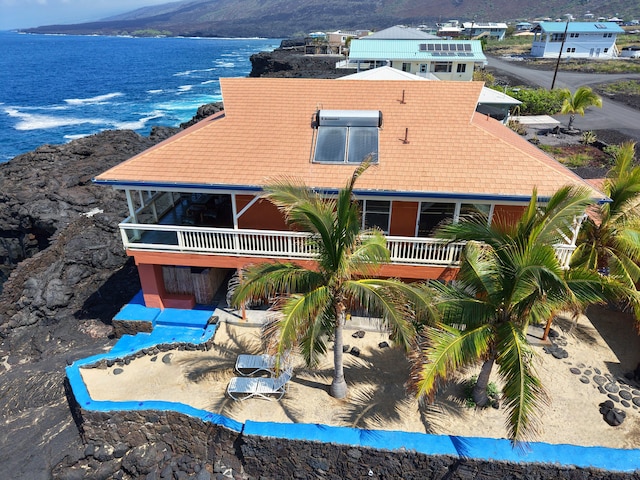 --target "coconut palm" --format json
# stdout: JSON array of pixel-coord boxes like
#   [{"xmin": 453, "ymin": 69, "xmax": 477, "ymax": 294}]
[
  {"xmin": 559, "ymin": 86, "xmax": 603, "ymax": 131},
  {"xmin": 571, "ymin": 141, "xmax": 640, "ymax": 317},
  {"xmin": 408, "ymin": 186, "xmax": 619, "ymax": 443},
  {"xmin": 231, "ymin": 164, "xmax": 416, "ymax": 399}
]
